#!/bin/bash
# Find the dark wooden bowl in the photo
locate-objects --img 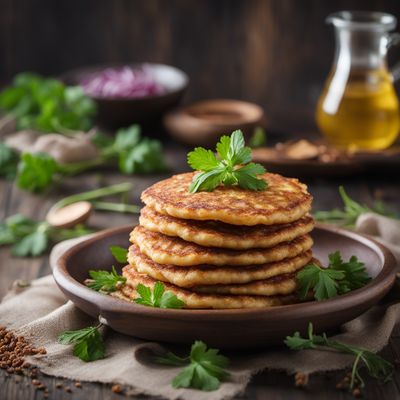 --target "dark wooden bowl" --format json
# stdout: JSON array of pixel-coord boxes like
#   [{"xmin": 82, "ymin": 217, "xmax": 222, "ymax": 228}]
[
  {"xmin": 62, "ymin": 63, "xmax": 189, "ymax": 129},
  {"xmin": 164, "ymin": 99, "xmax": 264, "ymax": 146},
  {"xmin": 52, "ymin": 224, "xmax": 396, "ymax": 349}
]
